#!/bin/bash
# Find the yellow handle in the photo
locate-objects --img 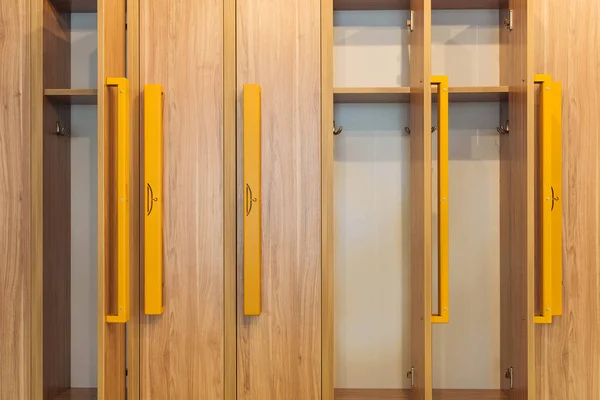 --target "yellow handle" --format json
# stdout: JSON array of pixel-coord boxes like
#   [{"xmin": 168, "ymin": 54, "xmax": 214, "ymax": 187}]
[
  {"xmin": 106, "ymin": 77, "xmax": 130, "ymax": 323},
  {"xmin": 432, "ymin": 75, "xmax": 449, "ymax": 324},
  {"xmin": 243, "ymin": 84, "xmax": 262, "ymax": 316},
  {"xmin": 534, "ymin": 74, "xmax": 563, "ymax": 324},
  {"xmin": 144, "ymin": 84, "xmax": 165, "ymax": 315}
]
